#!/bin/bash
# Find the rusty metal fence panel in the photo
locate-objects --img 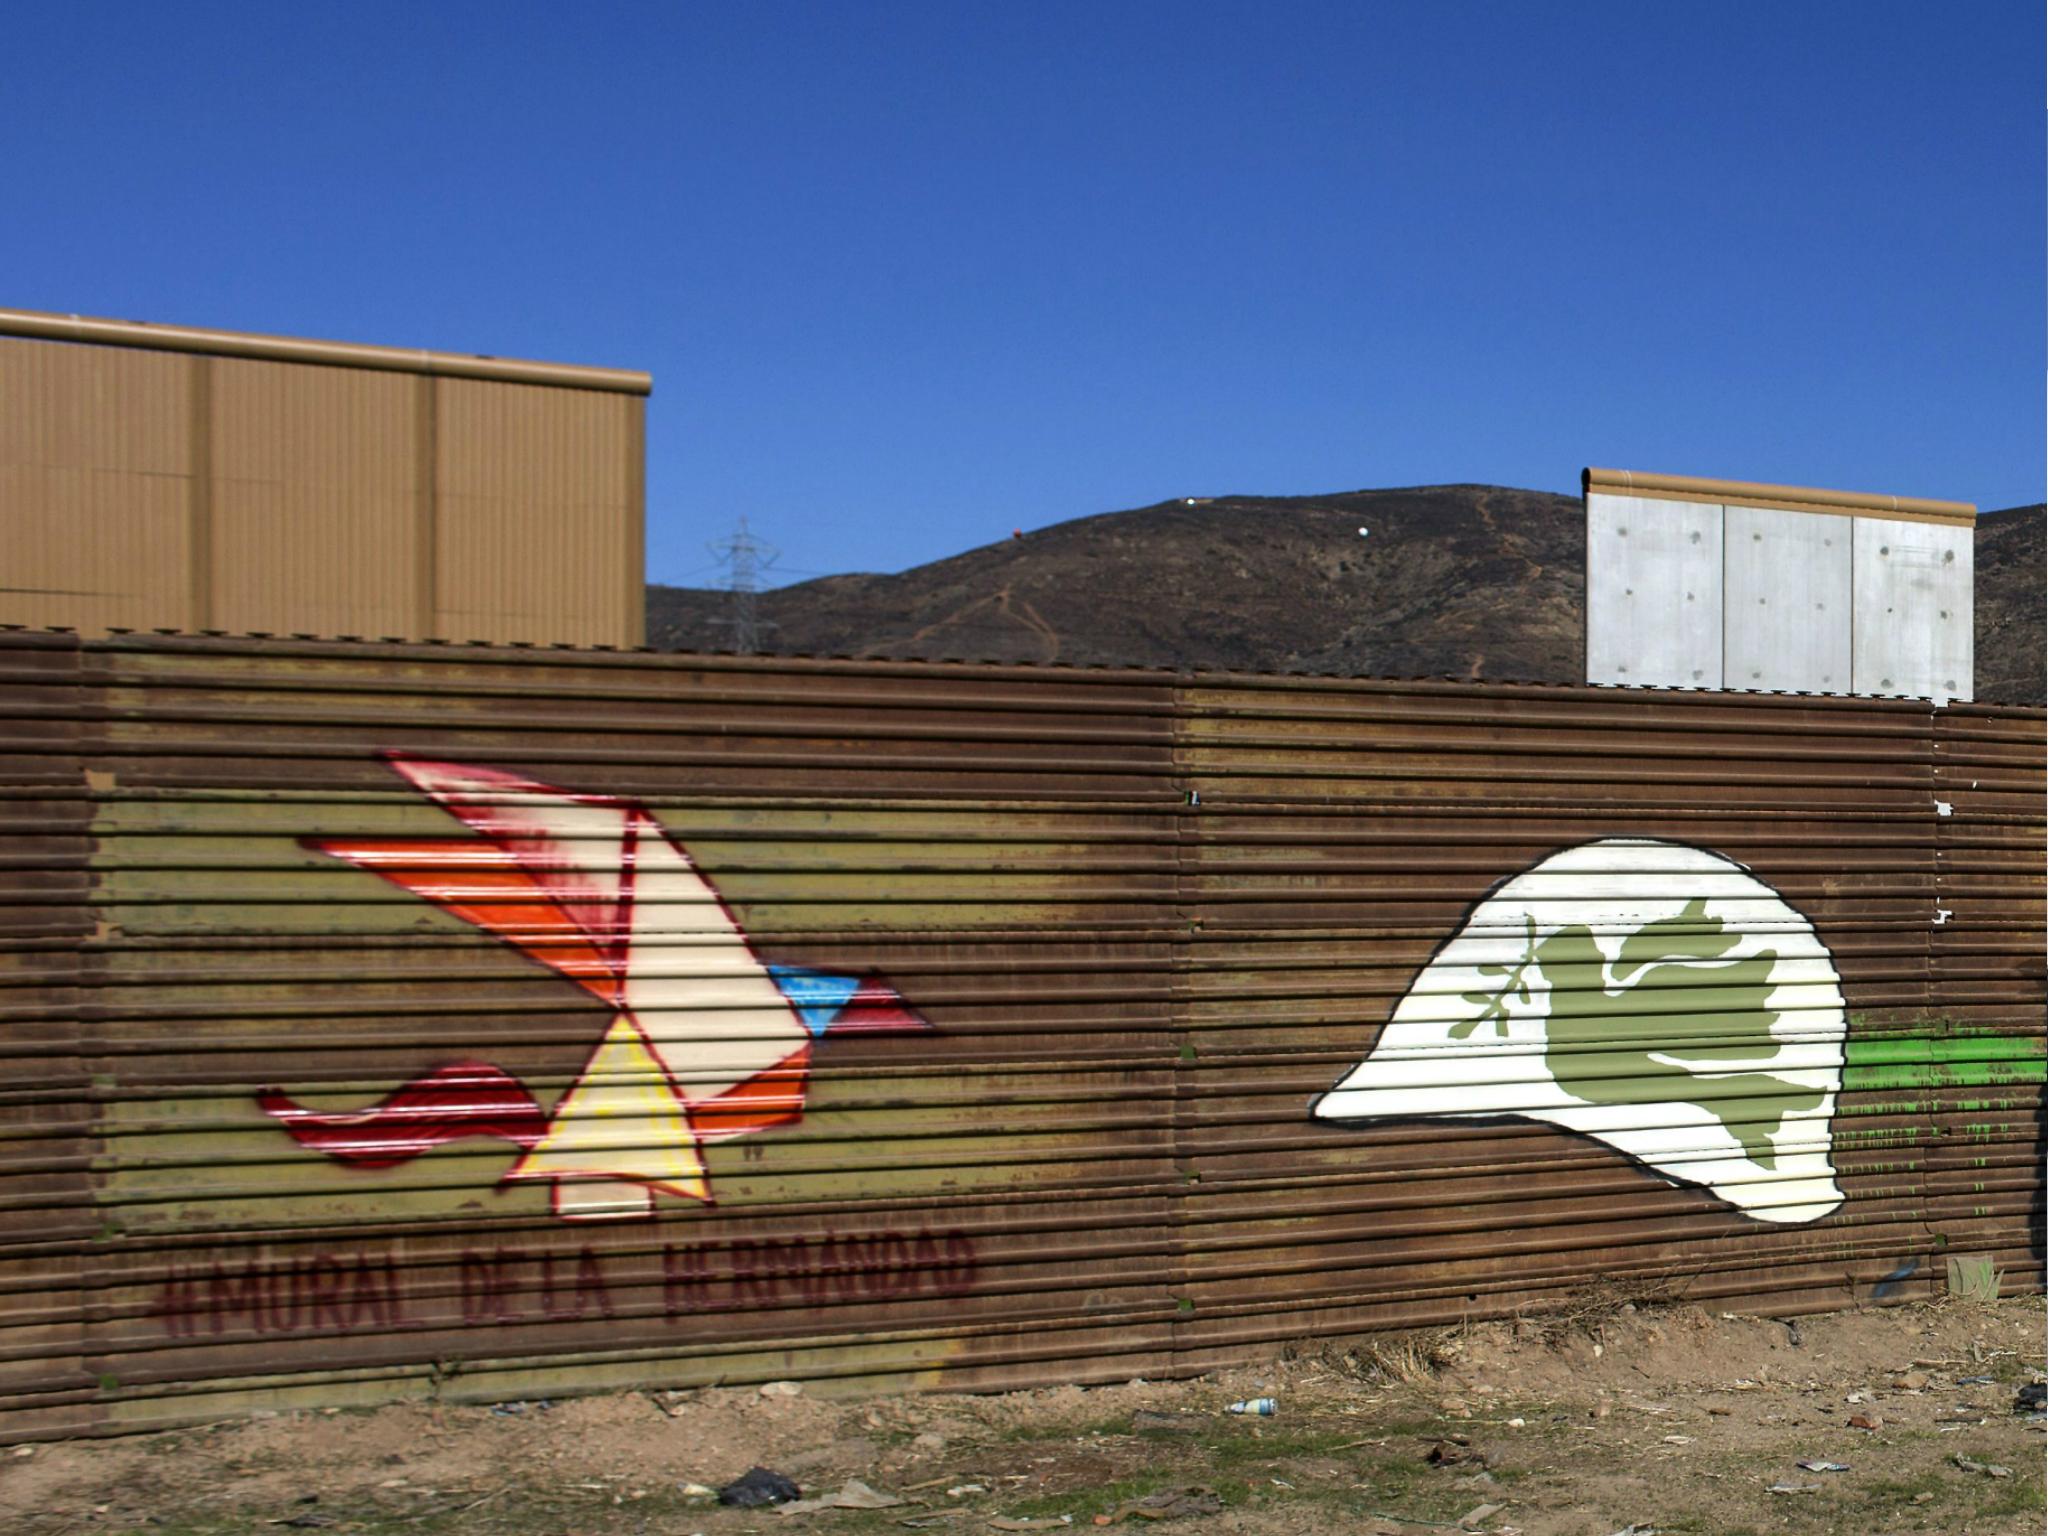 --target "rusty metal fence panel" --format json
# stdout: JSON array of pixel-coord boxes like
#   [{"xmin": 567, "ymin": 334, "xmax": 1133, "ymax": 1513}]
[
  {"xmin": 0, "ymin": 632, "xmax": 2039, "ymax": 1441},
  {"xmin": 1926, "ymin": 703, "xmax": 2045, "ymax": 1283}
]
